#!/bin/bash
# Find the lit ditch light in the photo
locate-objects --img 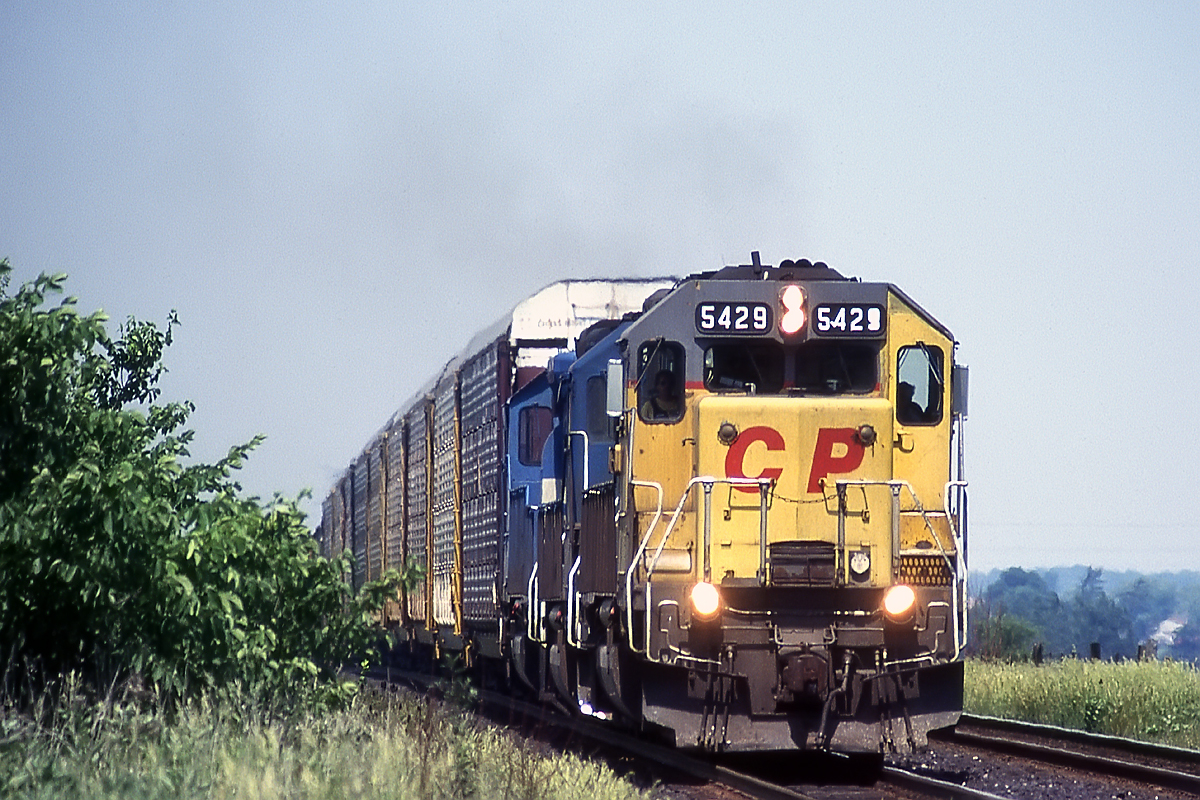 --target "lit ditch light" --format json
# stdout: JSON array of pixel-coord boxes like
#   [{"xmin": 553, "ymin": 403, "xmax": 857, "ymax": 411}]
[
  {"xmin": 882, "ymin": 584, "xmax": 917, "ymax": 620},
  {"xmin": 690, "ymin": 581, "xmax": 721, "ymax": 618}
]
